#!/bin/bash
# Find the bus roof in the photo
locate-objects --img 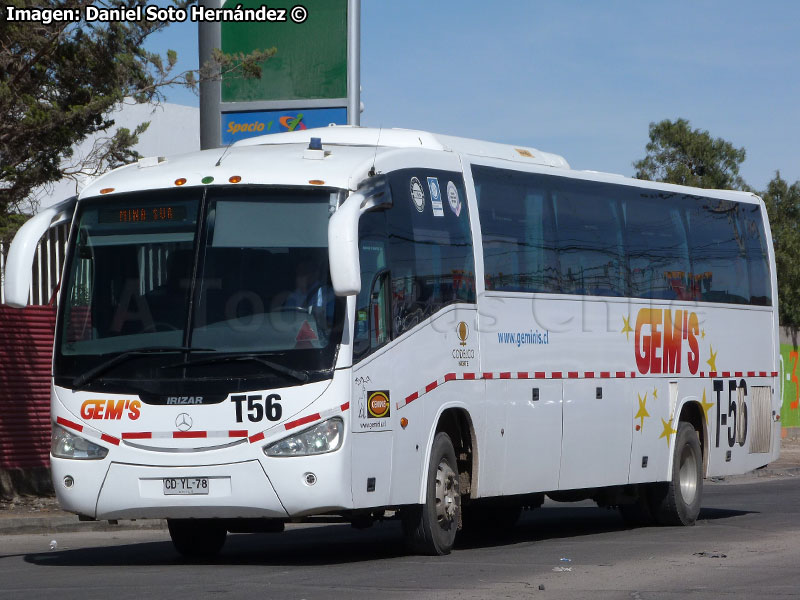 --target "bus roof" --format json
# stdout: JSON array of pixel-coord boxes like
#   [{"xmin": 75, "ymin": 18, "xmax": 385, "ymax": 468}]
[{"xmin": 79, "ymin": 126, "xmax": 762, "ymax": 206}]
